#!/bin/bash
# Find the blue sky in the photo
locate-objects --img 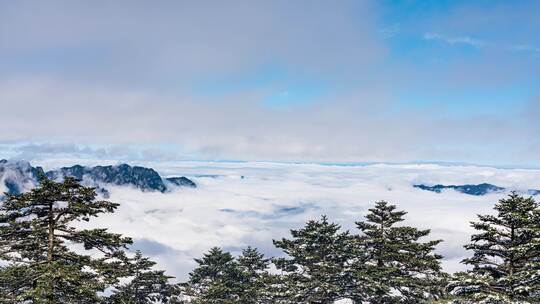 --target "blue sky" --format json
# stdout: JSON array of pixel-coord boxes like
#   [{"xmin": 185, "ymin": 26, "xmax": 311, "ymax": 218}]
[{"xmin": 0, "ymin": 0, "xmax": 539, "ymax": 166}]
